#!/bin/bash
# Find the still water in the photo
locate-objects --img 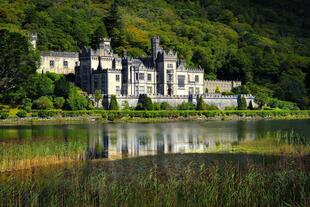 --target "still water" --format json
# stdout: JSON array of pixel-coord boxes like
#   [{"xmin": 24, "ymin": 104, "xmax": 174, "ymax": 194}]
[{"xmin": 0, "ymin": 119, "xmax": 309, "ymax": 163}]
